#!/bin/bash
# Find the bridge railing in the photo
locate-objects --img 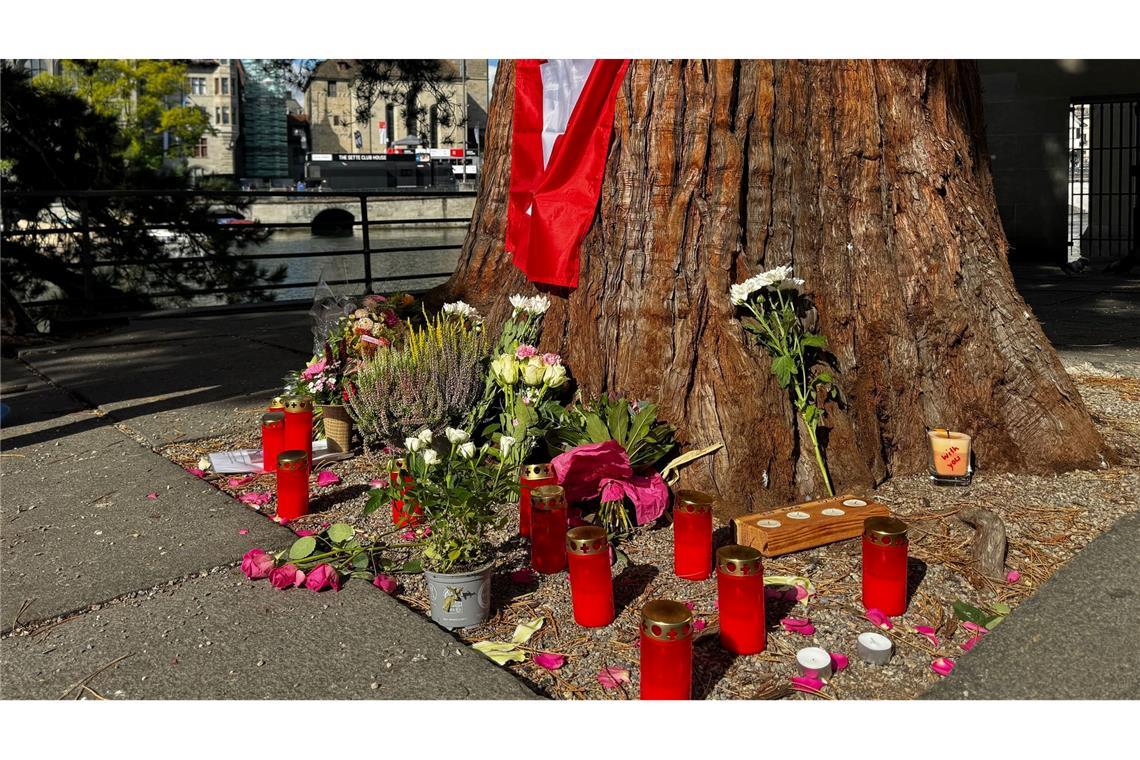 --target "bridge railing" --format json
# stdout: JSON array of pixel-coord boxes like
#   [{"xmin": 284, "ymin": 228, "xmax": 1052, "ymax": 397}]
[{"xmin": 1, "ymin": 188, "xmax": 476, "ymax": 315}]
